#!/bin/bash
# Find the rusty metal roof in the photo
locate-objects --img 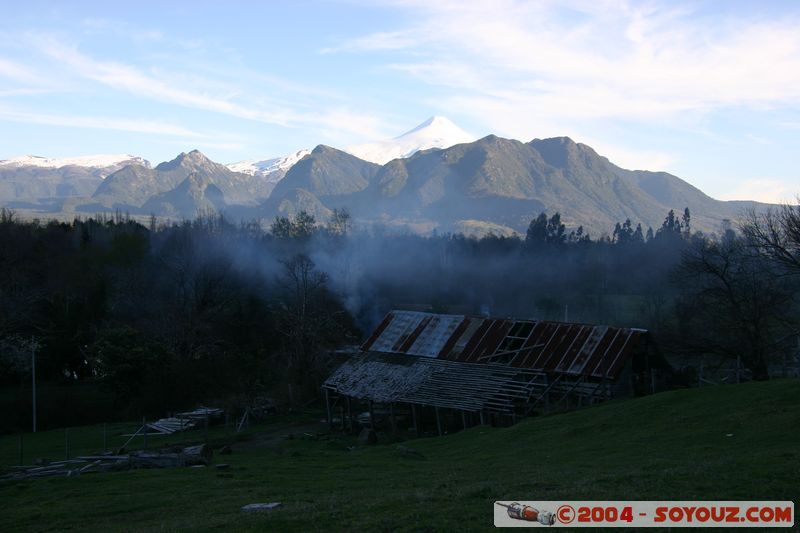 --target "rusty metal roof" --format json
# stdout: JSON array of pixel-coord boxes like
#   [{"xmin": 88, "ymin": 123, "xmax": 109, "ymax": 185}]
[{"xmin": 361, "ymin": 311, "xmax": 647, "ymax": 380}]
